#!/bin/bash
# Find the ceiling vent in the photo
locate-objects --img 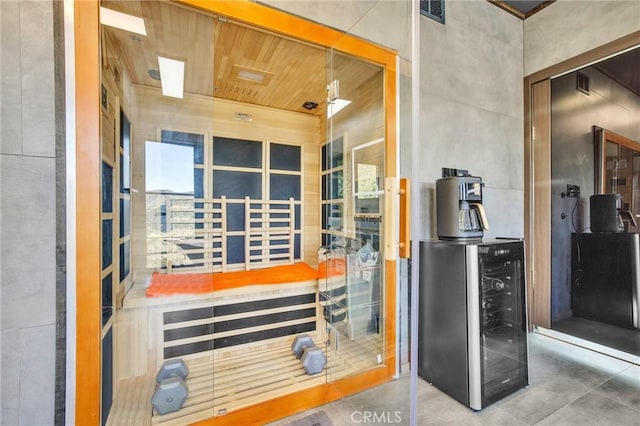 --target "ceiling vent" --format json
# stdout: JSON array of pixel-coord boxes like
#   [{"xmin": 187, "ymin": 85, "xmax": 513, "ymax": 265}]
[
  {"xmin": 577, "ymin": 71, "xmax": 590, "ymax": 95},
  {"xmin": 231, "ymin": 64, "xmax": 274, "ymax": 86}
]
